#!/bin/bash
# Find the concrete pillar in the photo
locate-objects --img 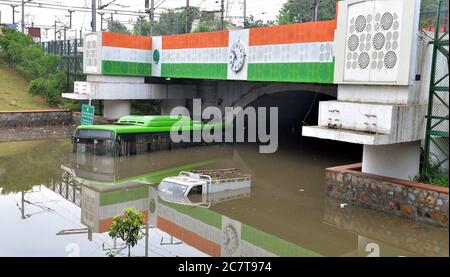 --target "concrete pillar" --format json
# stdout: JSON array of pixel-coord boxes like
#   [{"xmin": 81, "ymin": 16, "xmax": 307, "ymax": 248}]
[
  {"xmin": 103, "ymin": 100, "xmax": 131, "ymax": 119},
  {"xmin": 362, "ymin": 141, "xmax": 421, "ymax": 180},
  {"xmin": 161, "ymin": 99, "xmax": 187, "ymax": 115}
]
